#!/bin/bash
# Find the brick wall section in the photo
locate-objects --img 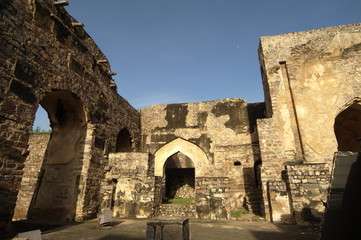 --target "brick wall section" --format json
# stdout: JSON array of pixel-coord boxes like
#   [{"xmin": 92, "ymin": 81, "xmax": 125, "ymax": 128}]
[
  {"xmin": 0, "ymin": 0, "xmax": 140, "ymax": 227},
  {"xmin": 285, "ymin": 163, "xmax": 331, "ymax": 224}
]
